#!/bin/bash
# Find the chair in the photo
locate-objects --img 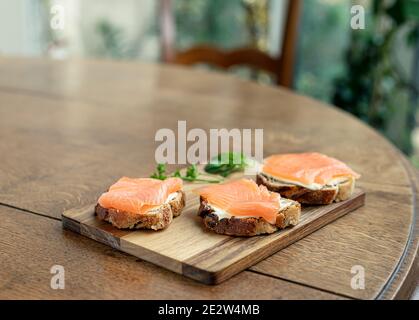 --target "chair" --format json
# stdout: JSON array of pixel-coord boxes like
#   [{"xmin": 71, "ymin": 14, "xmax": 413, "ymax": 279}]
[{"xmin": 159, "ymin": 0, "xmax": 302, "ymax": 88}]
